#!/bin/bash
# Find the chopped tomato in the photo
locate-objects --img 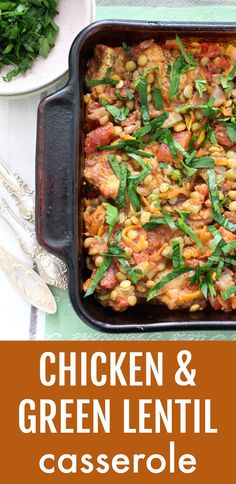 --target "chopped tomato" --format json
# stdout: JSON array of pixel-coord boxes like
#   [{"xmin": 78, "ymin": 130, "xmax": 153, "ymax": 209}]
[
  {"xmin": 99, "ymin": 265, "xmax": 117, "ymax": 290},
  {"xmin": 213, "ymin": 123, "xmax": 235, "ymax": 148},
  {"xmin": 157, "ymin": 130, "xmax": 191, "ymax": 164},
  {"xmin": 85, "ymin": 122, "xmax": 114, "ymax": 155}
]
